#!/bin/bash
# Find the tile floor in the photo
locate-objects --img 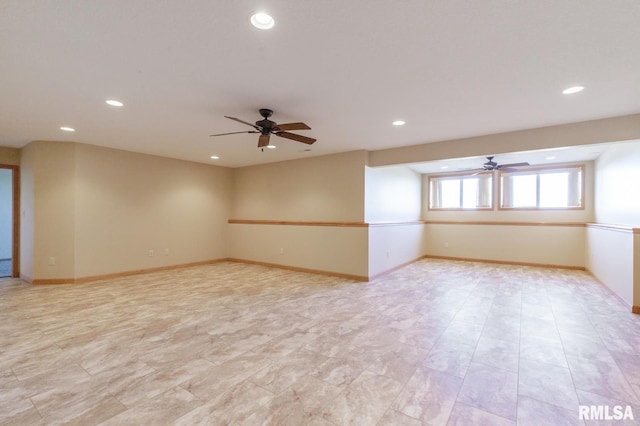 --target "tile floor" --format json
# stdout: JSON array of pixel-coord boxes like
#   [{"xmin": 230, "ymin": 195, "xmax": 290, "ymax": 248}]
[{"xmin": 1, "ymin": 259, "xmax": 639, "ymax": 425}]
